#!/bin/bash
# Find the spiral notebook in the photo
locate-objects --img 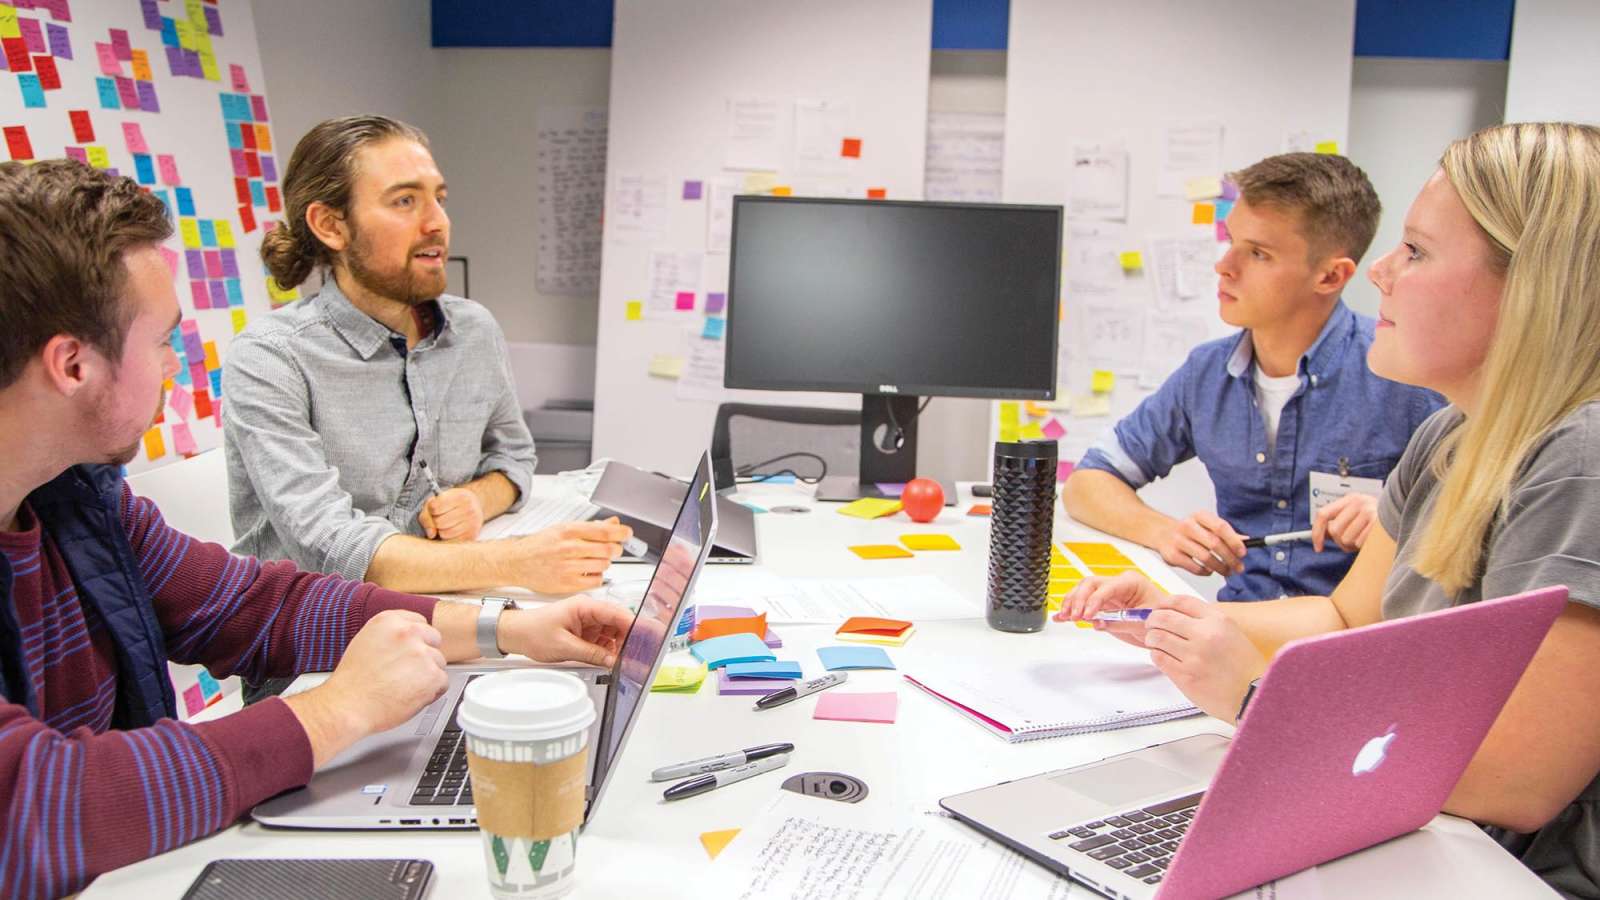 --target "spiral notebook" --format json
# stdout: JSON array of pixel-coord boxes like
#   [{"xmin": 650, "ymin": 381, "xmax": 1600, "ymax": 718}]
[{"xmin": 902, "ymin": 634, "xmax": 1199, "ymax": 743}]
